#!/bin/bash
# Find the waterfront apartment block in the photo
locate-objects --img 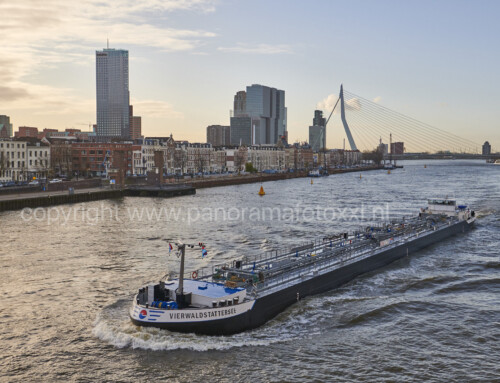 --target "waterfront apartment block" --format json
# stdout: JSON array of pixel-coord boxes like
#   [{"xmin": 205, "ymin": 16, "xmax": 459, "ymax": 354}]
[
  {"xmin": 207, "ymin": 125, "xmax": 230, "ymax": 147},
  {"xmin": 327, "ymin": 149, "xmax": 362, "ymax": 167},
  {"xmin": 129, "ymin": 105, "xmax": 142, "ymax": 140},
  {"xmin": 15, "ymin": 126, "xmax": 96, "ymax": 141},
  {"xmin": 390, "ymin": 142, "xmax": 405, "ymax": 155},
  {"xmin": 1, "ymin": 132, "xmax": 362, "ymax": 182},
  {"xmin": 0, "ymin": 140, "xmax": 26, "ymax": 182},
  {"xmin": 72, "ymin": 142, "xmax": 133, "ymax": 177},
  {"xmin": 15, "ymin": 126, "xmax": 39, "ymax": 138},
  {"xmin": 27, "ymin": 140, "xmax": 50, "ymax": 179},
  {"xmin": 0, "ymin": 138, "xmax": 50, "ymax": 182}
]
